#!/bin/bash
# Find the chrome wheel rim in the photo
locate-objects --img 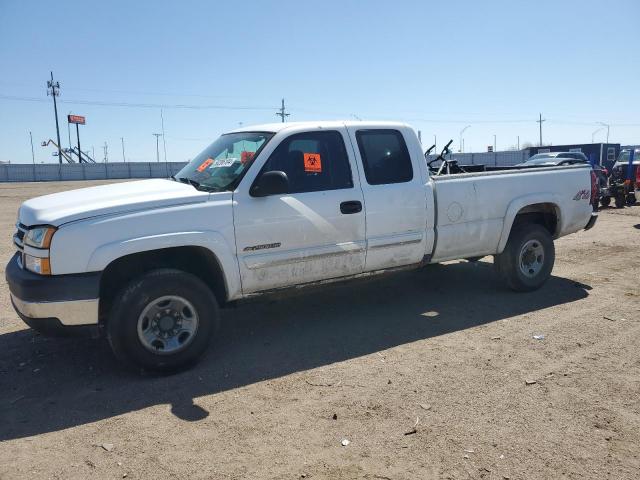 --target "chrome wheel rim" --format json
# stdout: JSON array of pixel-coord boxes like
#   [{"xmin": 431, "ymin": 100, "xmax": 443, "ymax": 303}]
[
  {"xmin": 519, "ymin": 239, "xmax": 545, "ymax": 278},
  {"xmin": 137, "ymin": 295, "xmax": 199, "ymax": 355}
]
